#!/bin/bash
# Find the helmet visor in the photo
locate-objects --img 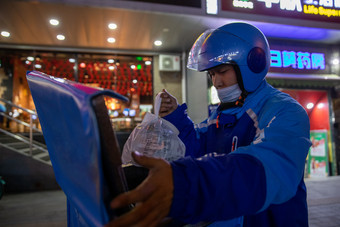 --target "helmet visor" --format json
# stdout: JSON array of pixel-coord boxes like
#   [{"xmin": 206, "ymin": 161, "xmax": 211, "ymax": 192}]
[
  {"xmin": 187, "ymin": 29, "xmax": 214, "ymax": 71},
  {"xmin": 187, "ymin": 26, "xmax": 252, "ymax": 72}
]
